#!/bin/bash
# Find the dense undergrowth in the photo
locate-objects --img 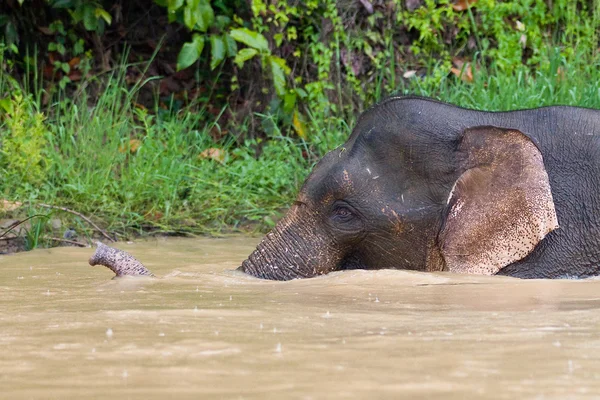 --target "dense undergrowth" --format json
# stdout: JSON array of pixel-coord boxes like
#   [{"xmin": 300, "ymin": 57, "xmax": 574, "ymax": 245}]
[
  {"xmin": 1, "ymin": 1, "xmax": 600, "ymax": 246},
  {"xmin": 3, "ymin": 45, "xmax": 600, "ymax": 243}
]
